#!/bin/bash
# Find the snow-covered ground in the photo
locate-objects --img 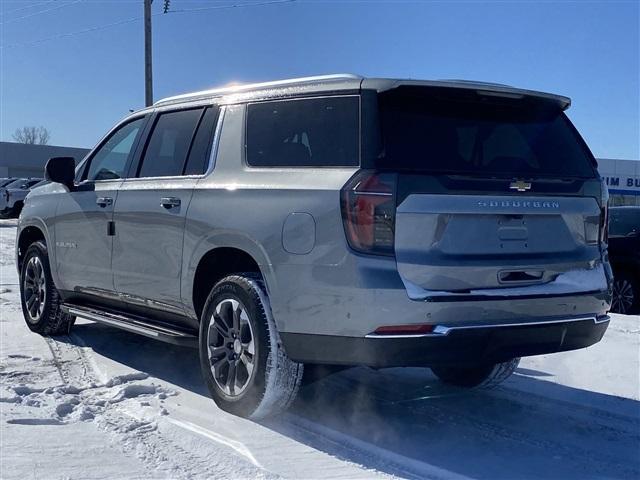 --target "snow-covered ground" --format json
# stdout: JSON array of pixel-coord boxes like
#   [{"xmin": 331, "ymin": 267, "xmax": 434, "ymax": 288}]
[{"xmin": 1, "ymin": 218, "xmax": 639, "ymax": 479}]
